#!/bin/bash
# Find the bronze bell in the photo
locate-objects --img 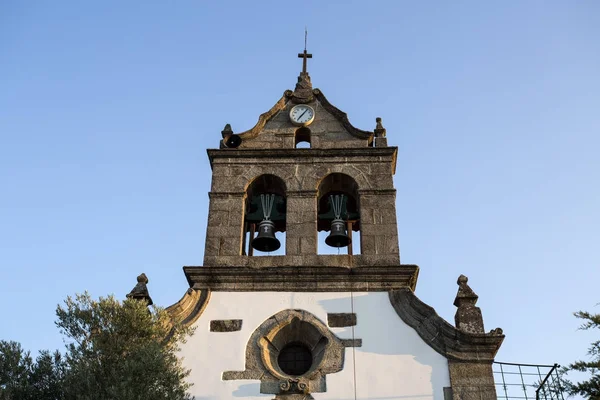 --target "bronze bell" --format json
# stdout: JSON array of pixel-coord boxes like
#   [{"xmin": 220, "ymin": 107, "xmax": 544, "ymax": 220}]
[
  {"xmin": 252, "ymin": 220, "xmax": 281, "ymax": 252},
  {"xmin": 251, "ymin": 194, "xmax": 281, "ymax": 253},
  {"xmin": 325, "ymin": 195, "xmax": 351, "ymax": 248},
  {"xmin": 325, "ymin": 219, "xmax": 351, "ymax": 248}
]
